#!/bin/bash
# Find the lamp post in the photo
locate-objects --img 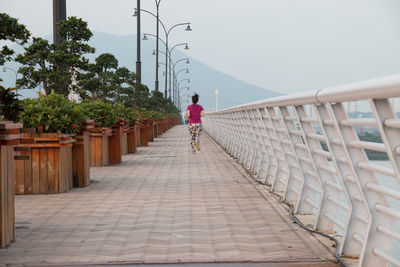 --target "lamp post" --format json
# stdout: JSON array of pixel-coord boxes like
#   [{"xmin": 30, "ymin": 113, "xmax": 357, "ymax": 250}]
[
  {"xmin": 177, "ymin": 78, "xmax": 190, "ymax": 105},
  {"xmin": 175, "ymin": 68, "xmax": 189, "ymax": 104},
  {"xmin": 53, "ymin": 0, "xmax": 66, "ymax": 46},
  {"xmin": 144, "ymin": 33, "xmax": 167, "ymax": 93},
  {"xmin": 172, "ymin": 57, "xmax": 190, "ymax": 104},
  {"xmin": 179, "ymin": 86, "xmax": 190, "ymax": 94},
  {"xmin": 166, "ymin": 33, "xmax": 190, "ymax": 99},
  {"xmin": 135, "ymin": 0, "xmax": 141, "ymax": 83},
  {"xmin": 169, "ymin": 43, "xmax": 189, "ymax": 100},
  {"xmin": 177, "ymin": 79, "xmax": 190, "ymax": 108},
  {"xmin": 143, "ymin": 33, "xmax": 189, "ymax": 100},
  {"xmin": 2, "ymin": 67, "xmax": 18, "ymax": 96},
  {"xmin": 135, "ymin": 7, "xmax": 191, "ymax": 96},
  {"xmin": 179, "ymin": 93, "xmax": 190, "ymax": 111},
  {"xmin": 155, "ymin": 0, "xmax": 162, "ymax": 92}
]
